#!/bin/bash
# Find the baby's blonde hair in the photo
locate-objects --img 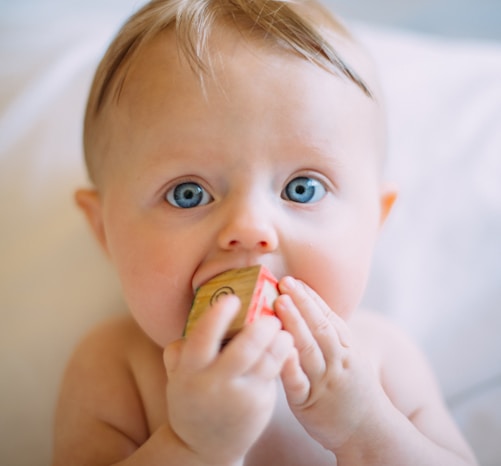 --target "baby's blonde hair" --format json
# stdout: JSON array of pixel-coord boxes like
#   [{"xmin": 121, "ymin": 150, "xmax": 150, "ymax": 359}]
[{"xmin": 84, "ymin": 0, "xmax": 372, "ymax": 185}]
